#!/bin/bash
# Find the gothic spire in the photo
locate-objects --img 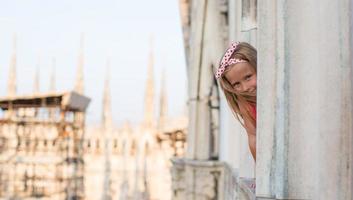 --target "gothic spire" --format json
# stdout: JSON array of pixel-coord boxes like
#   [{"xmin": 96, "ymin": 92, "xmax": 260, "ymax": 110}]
[
  {"xmin": 33, "ymin": 55, "xmax": 40, "ymax": 93},
  {"xmin": 50, "ymin": 57, "xmax": 56, "ymax": 92},
  {"xmin": 74, "ymin": 33, "xmax": 85, "ymax": 94},
  {"xmin": 102, "ymin": 58, "xmax": 113, "ymax": 131},
  {"xmin": 143, "ymin": 37, "xmax": 155, "ymax": 128},
  {"xmin": 101, "ymin": 58, "xmax": 113, "ymax": 200},
  {"xmin": 7, "ymin": 34, "xmax": 17, "ymax": 96}
]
